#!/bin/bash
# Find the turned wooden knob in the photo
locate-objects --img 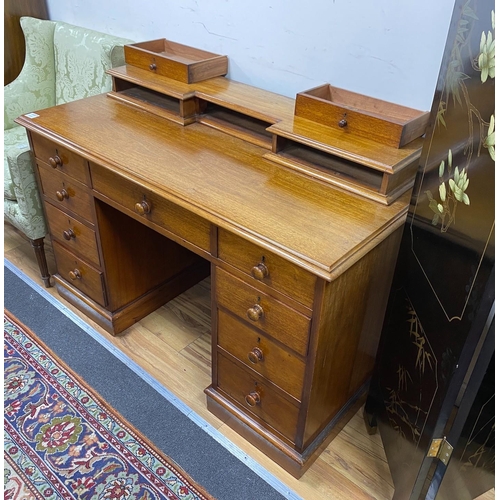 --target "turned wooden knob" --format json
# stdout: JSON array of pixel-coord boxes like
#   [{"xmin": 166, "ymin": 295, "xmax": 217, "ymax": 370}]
[
  {"xmin": 245, "ymin": 391, "xmax": 261, "ymax": 407},
  {"xmin": 248, "ymin": 347, "xmax": 264, "ymax": 364},
  {"xmin": 56, "ymin": 189, "xmax": 69, "ymax": 201},
  {"xmin": 63, "ymin": 229, "xmax": 75, "ymax": 240},
  {"xmin": 338, "ymin": 118, "xmax": 348, "ymax": 128},
  {"xmin": 246, "ymin": 304, "xmax": 264, "ymax": 322},
  {"xmin": 49, "ymin": 155, "xmax": 62, "ymax": 168},
  {"xmin": 149, "ymin": 63, "xmax": 157, "ymax": 71},
  {"xmin": 69, "ymin": 269, "xmax": 81, "ymax": 280},
  {"xmin": 251, "ymin": 262, "xmax": 269, "ymax": 281},
  {"xmin": 134, "ymin": 200, "xmax": 151, "ymax": 215}
]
